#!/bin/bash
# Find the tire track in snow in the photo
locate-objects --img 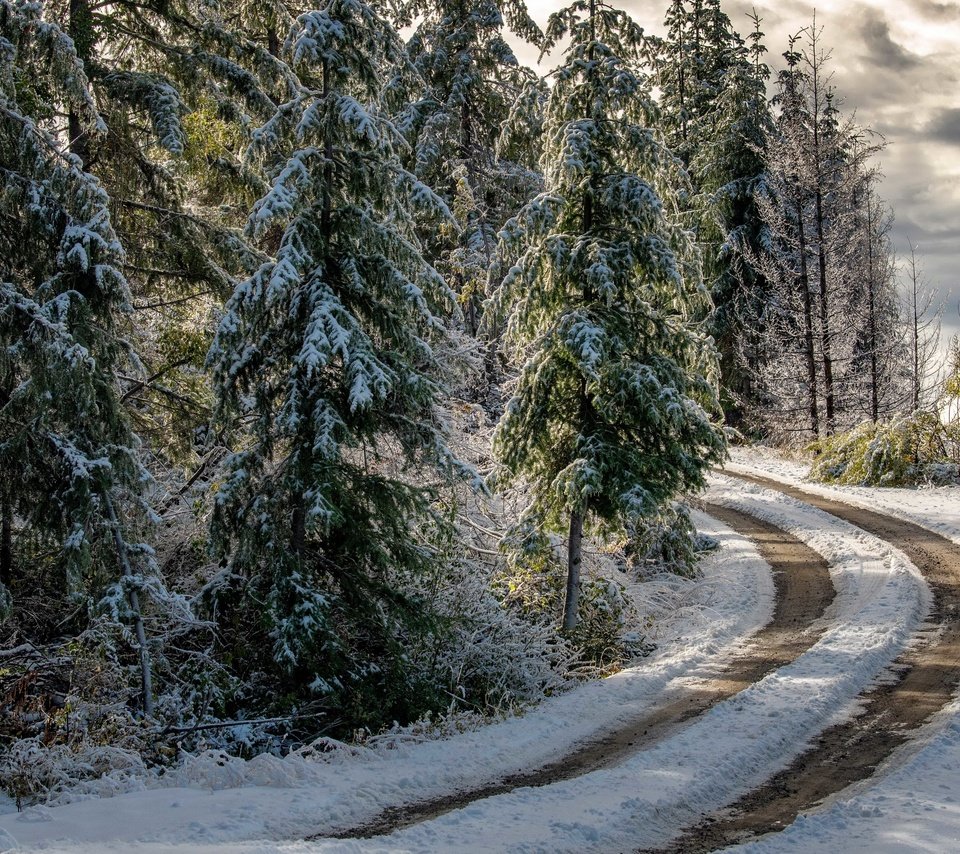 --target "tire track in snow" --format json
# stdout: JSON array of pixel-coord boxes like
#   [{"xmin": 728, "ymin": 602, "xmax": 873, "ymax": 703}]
[
  {"xmin": 657, "ymin": 473, "xmax": 960, "ymax": 853},
  {"xmin": 323, "ymin": 504, "xmax": 835, "ymax": 841}
]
